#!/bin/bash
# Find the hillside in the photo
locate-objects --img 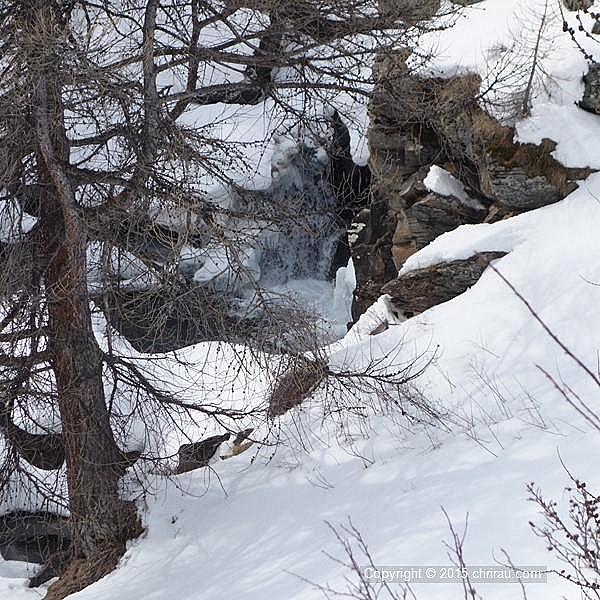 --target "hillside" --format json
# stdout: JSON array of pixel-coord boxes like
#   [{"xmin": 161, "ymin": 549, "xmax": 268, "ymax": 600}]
[{"xmin": 1, "ymin": 1, "xmax": 600, "ymax": 599}]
